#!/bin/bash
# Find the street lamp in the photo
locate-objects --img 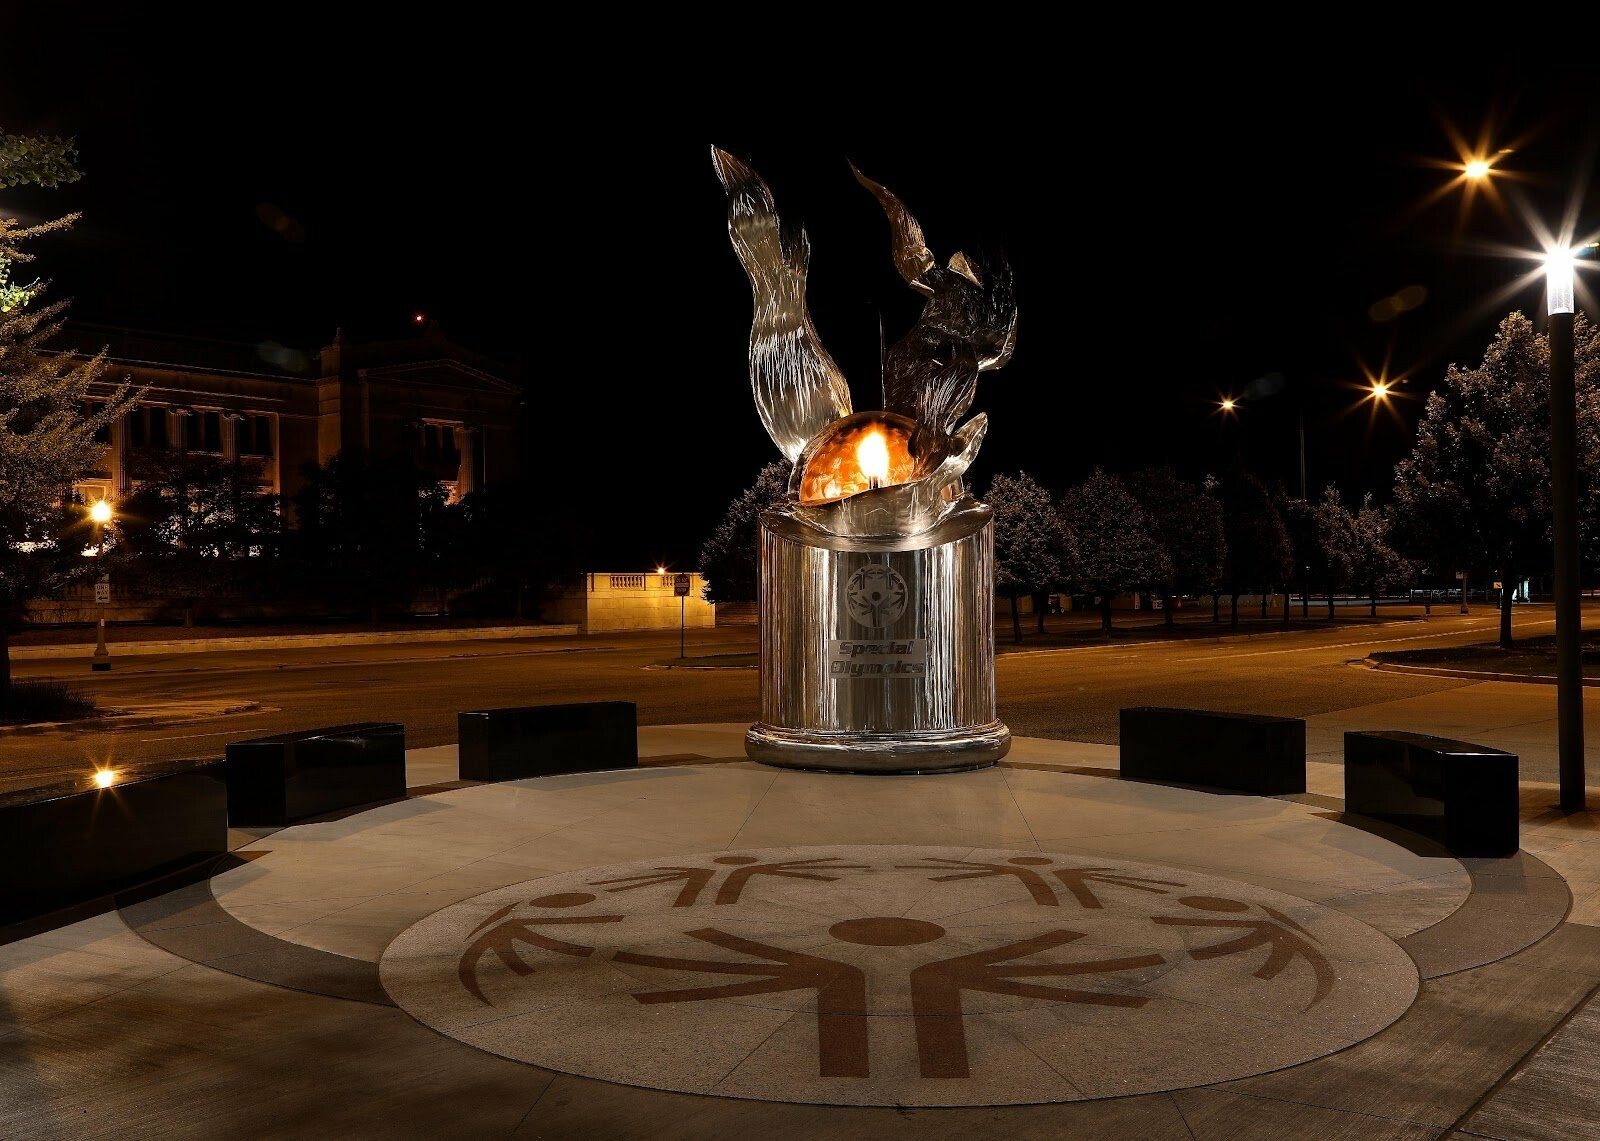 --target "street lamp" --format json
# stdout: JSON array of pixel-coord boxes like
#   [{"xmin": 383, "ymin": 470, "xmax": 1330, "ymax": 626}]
[
  {"xmin": 88, "ymin": 499, "xmax": 113, "ymax": 673},
  {"xmin": 1545, "ymin": 245, "xmax": 1584, "ymax": 811}
]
